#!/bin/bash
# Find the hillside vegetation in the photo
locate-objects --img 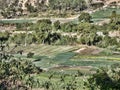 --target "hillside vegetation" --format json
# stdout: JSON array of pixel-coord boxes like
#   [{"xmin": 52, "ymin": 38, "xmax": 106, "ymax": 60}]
[
  {"xmin": 0, "ymin": 0, "xmax": 120, "ymax": 18},
  {"xmin": 0, "ymin": 0, "xmax": 120, "ymax": 90}
]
